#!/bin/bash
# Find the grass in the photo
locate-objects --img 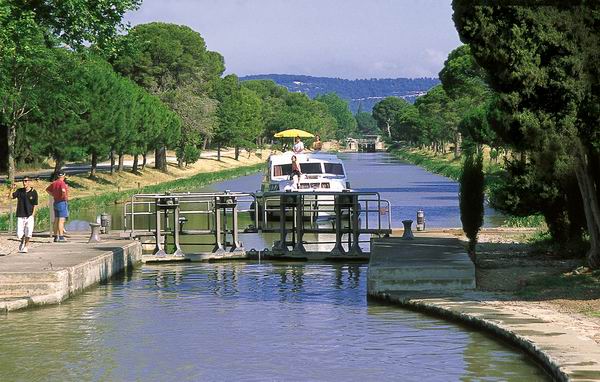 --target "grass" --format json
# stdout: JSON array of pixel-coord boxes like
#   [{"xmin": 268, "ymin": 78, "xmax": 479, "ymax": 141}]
[
  {"xmin": 391, "ymin": 148, "xmax": 463, "ymax": 180},
  {"xmin": 502, "ymin": 215, "xmax": 546, "ymax": 228},
  {"xmin": 0, "ymin": 163, "xmax": 264, "ymax": 232}
]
